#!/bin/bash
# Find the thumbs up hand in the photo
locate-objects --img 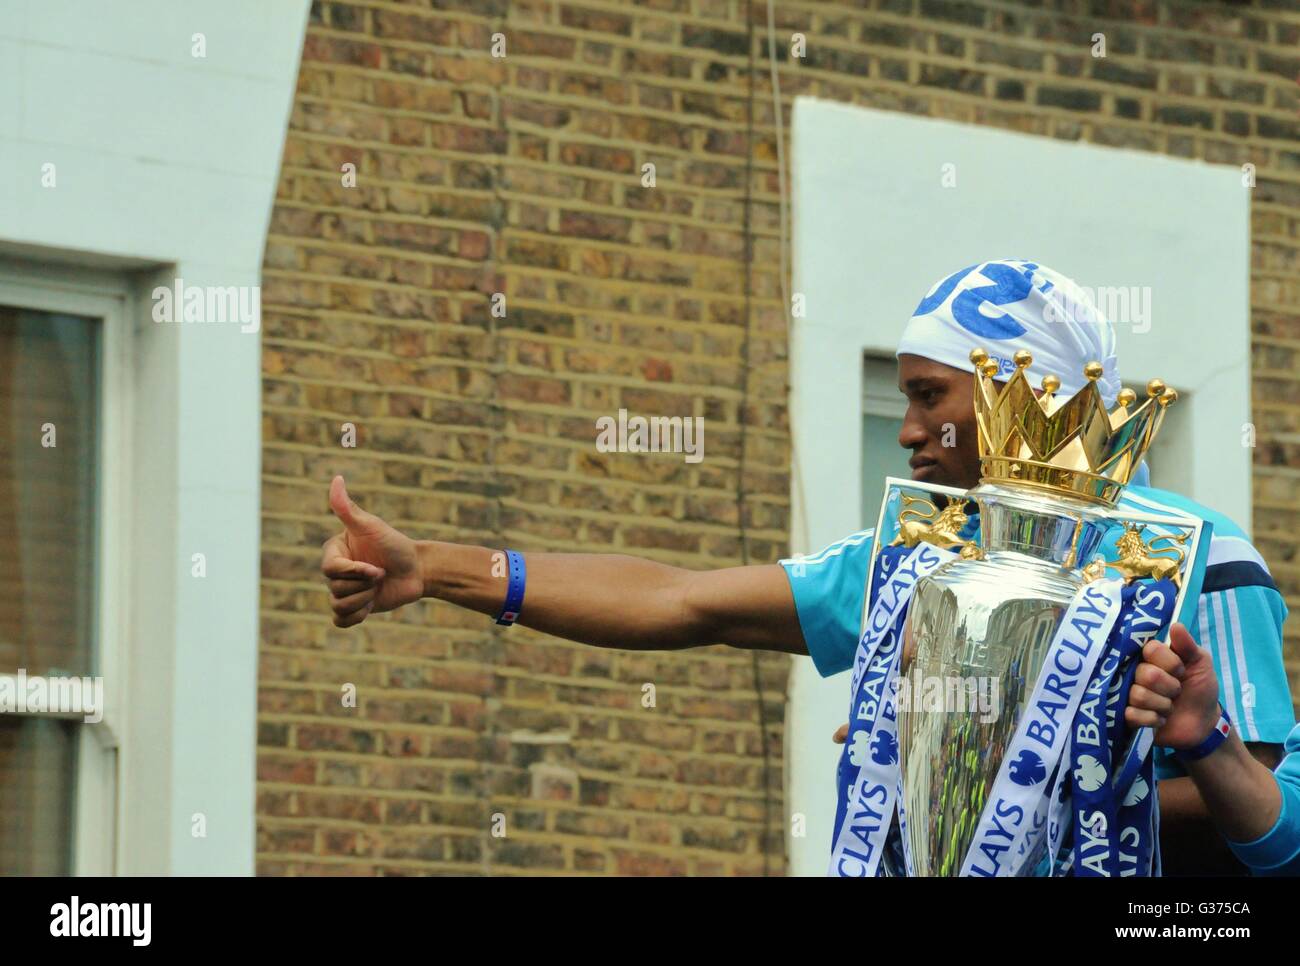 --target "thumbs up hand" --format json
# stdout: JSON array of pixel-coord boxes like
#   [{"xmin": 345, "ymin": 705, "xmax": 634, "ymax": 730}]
[{"xmin": 321, "ymin": 476, "xmax": 425, "ymax": 627}]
